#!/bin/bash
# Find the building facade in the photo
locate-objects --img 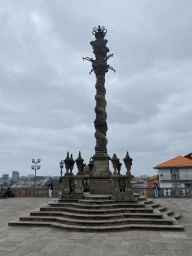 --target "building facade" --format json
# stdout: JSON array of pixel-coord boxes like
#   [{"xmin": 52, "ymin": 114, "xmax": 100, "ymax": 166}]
[{"xmin": 154, "ymin": 155, "xmax": 192, "ymax": 188}]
